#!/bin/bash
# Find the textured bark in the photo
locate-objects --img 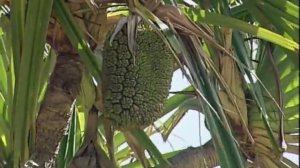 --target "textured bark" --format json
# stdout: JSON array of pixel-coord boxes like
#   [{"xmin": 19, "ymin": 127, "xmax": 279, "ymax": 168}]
[
  {"xmin": 168, "ymin": 140, "xmax": 219, "ymax": 168},
  {"xmin": 32, "ymin": 53, "xmax": 83, "ymax": 167}
]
